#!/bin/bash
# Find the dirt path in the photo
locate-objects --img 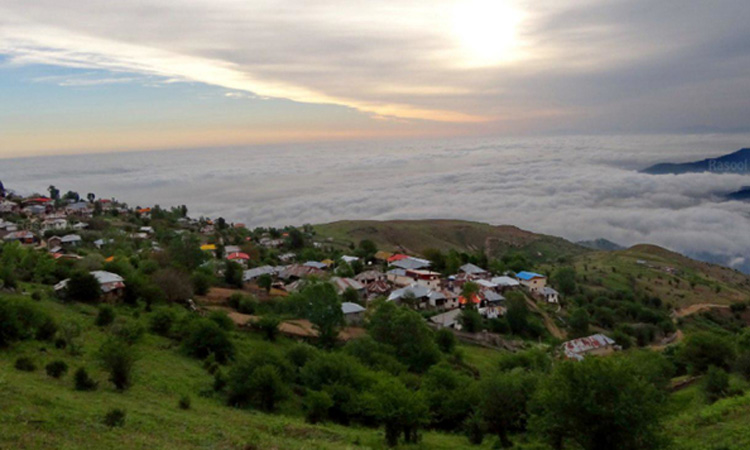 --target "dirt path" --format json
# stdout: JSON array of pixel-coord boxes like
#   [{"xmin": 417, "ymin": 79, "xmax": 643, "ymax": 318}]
[
  {"xmin": 672, "ymin": 303, "xmax": 730, "ymax": 318},
  {"xmin": 524, "ymin": 296, "xmax": 566, "ymax": 340}
]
